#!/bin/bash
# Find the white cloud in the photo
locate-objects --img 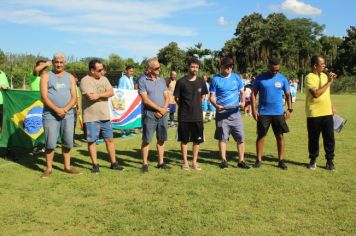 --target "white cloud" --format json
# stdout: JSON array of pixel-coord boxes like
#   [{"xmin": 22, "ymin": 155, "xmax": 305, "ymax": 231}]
[
  {"xmin": 0, "ymin": 0, "xmax": 206, "ymax": 36},
  {"xmin": 218, "ymin": 16, "xmax": 228, "ymax": 25},
  {"xmin": 280, "ymin": 0, "xmax": 322, "ymax": 16}
]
